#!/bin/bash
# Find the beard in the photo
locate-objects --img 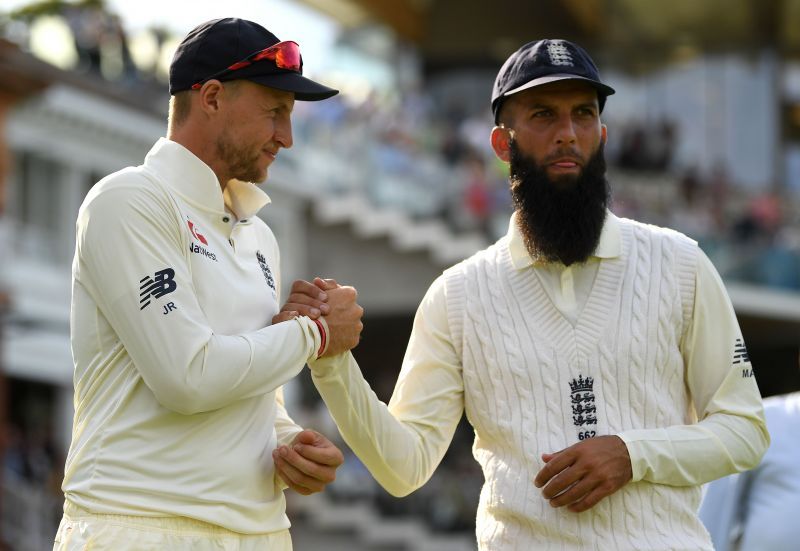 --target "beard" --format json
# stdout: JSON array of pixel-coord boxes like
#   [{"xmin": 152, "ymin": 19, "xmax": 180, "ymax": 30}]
[
  {"xmin": 215, "ymin": 129, "xmax": 266, "ymax": 183},
  {"xmin": 509, "ymin": 140, "xmax": 610, "ymax": 266}
]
